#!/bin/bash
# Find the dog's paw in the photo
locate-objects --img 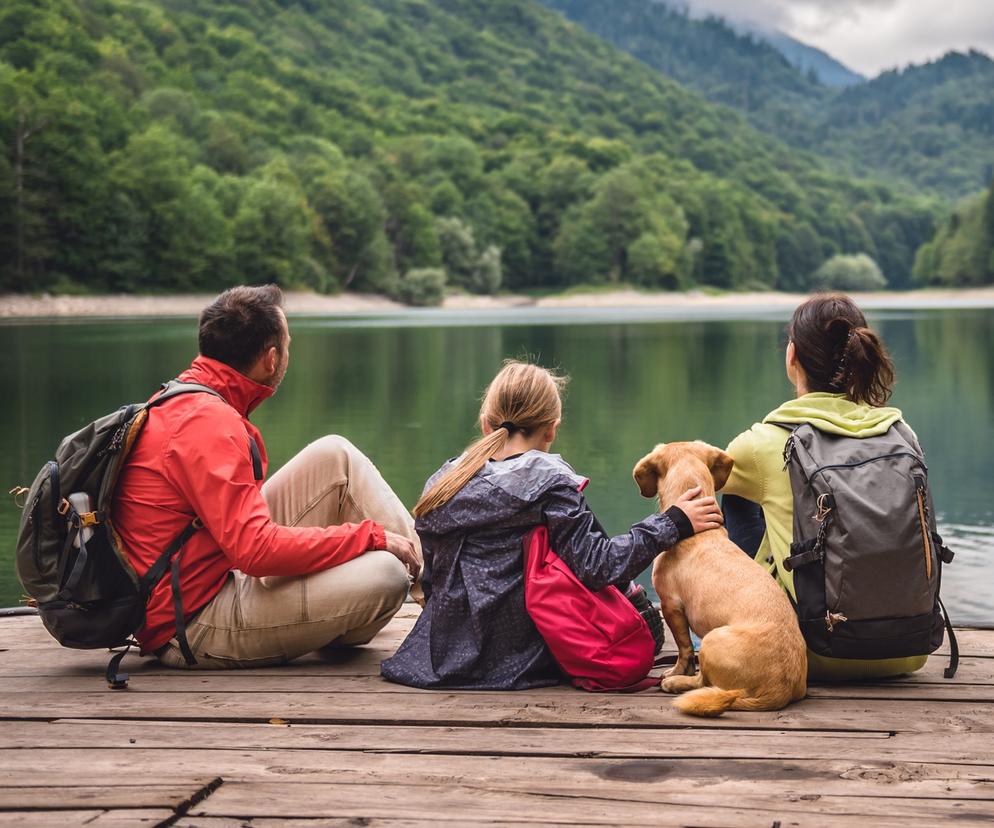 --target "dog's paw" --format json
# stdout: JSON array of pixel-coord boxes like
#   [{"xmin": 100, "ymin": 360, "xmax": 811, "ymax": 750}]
[{"xmin": 660, "ymin": 675, "xmax": 698, "ymax": 694}]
